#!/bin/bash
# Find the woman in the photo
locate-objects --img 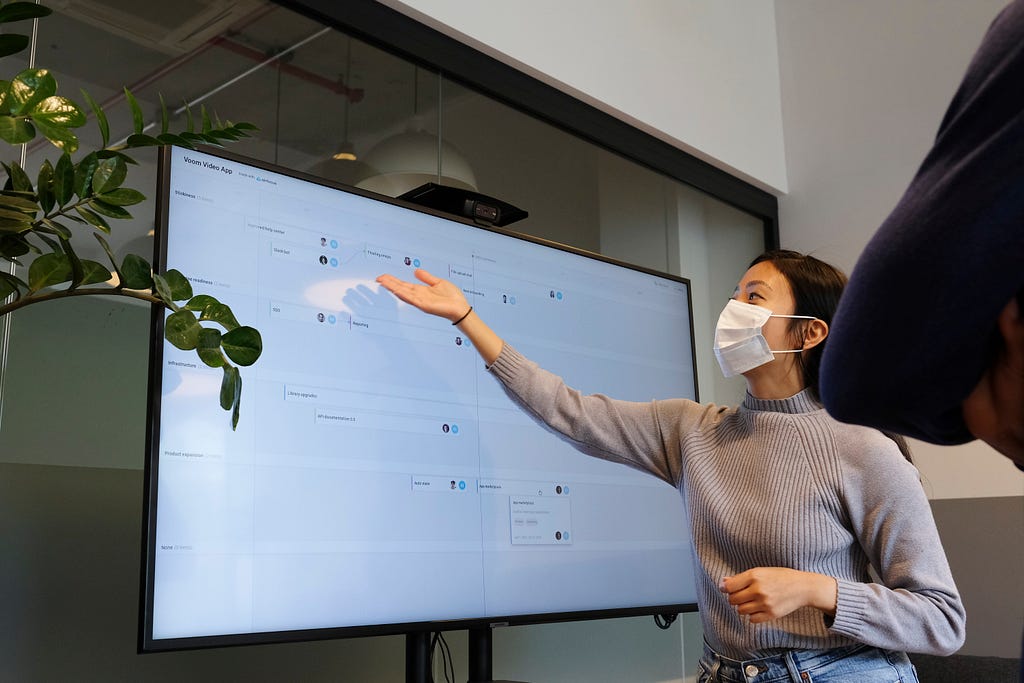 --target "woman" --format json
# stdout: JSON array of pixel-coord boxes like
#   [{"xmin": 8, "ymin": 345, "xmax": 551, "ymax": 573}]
[{"xmin": 377, "ymin": 250, "xmax": 965, "ymax": 682}]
